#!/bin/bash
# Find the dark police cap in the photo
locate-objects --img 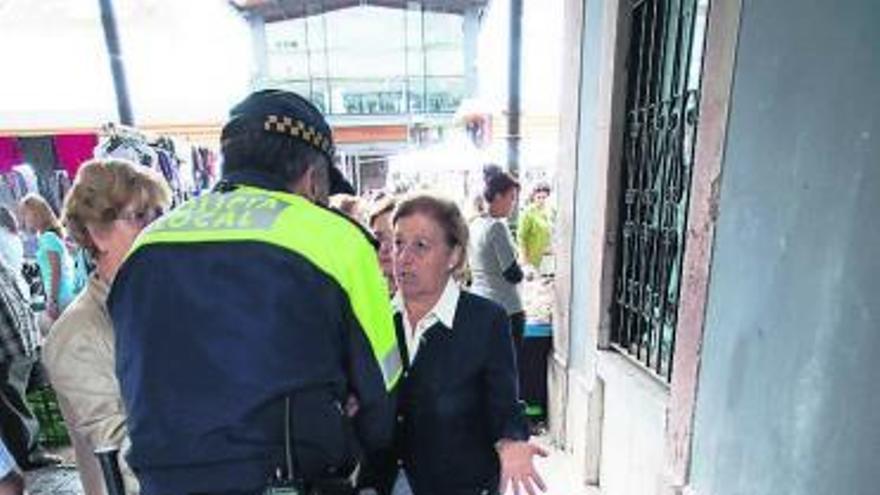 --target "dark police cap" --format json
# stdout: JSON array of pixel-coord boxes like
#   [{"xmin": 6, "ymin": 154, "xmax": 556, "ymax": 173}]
[{"xmin": 222, "ymin": 89, "xmax": 354, "ymax": 195}]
